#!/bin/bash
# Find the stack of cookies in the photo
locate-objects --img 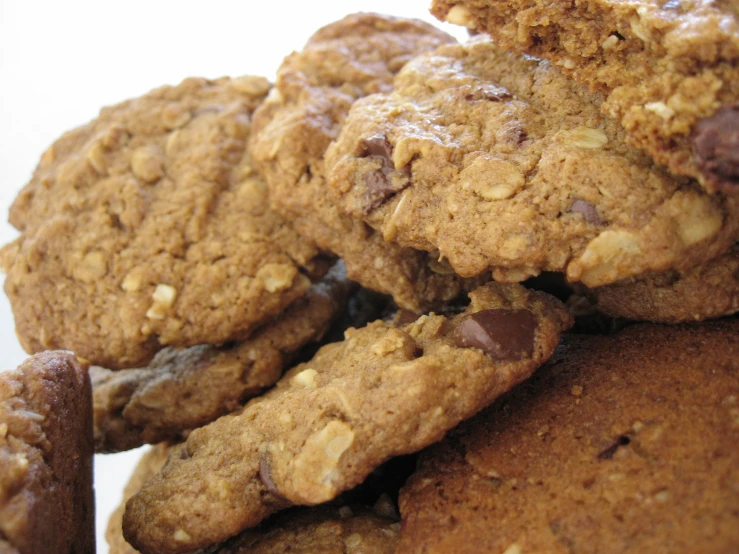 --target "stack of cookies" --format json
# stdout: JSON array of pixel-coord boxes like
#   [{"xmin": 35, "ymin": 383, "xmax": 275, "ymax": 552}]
[{"xmin": 0, "ymin": 3, "xmax": 736, "ymax": 553}]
